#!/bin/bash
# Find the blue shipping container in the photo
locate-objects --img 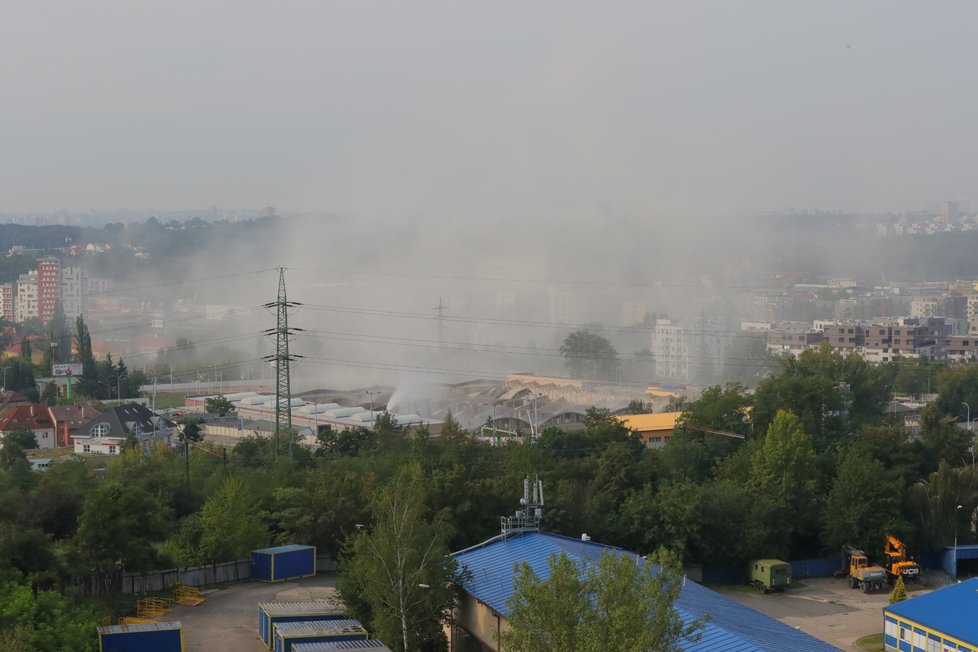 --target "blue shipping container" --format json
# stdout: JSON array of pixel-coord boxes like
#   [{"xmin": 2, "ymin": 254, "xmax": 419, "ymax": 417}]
[
  {"xmin": 273, "ymin": 619, "xmax": 367, "ymax": 652},
  {"xmin": 258, "ymin": 599, "xmax": 346, "ymax": 648},
  {"xmin": 252, "ymin": 544, "xmax": 317, "ymax": 582},
  {"xmin": 98, "ymin": 622, "xmax": 184, "ymax": 652},
  {"xmin": 294, "ymin": 641, "xmax": 393, "ymax": 651}
]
